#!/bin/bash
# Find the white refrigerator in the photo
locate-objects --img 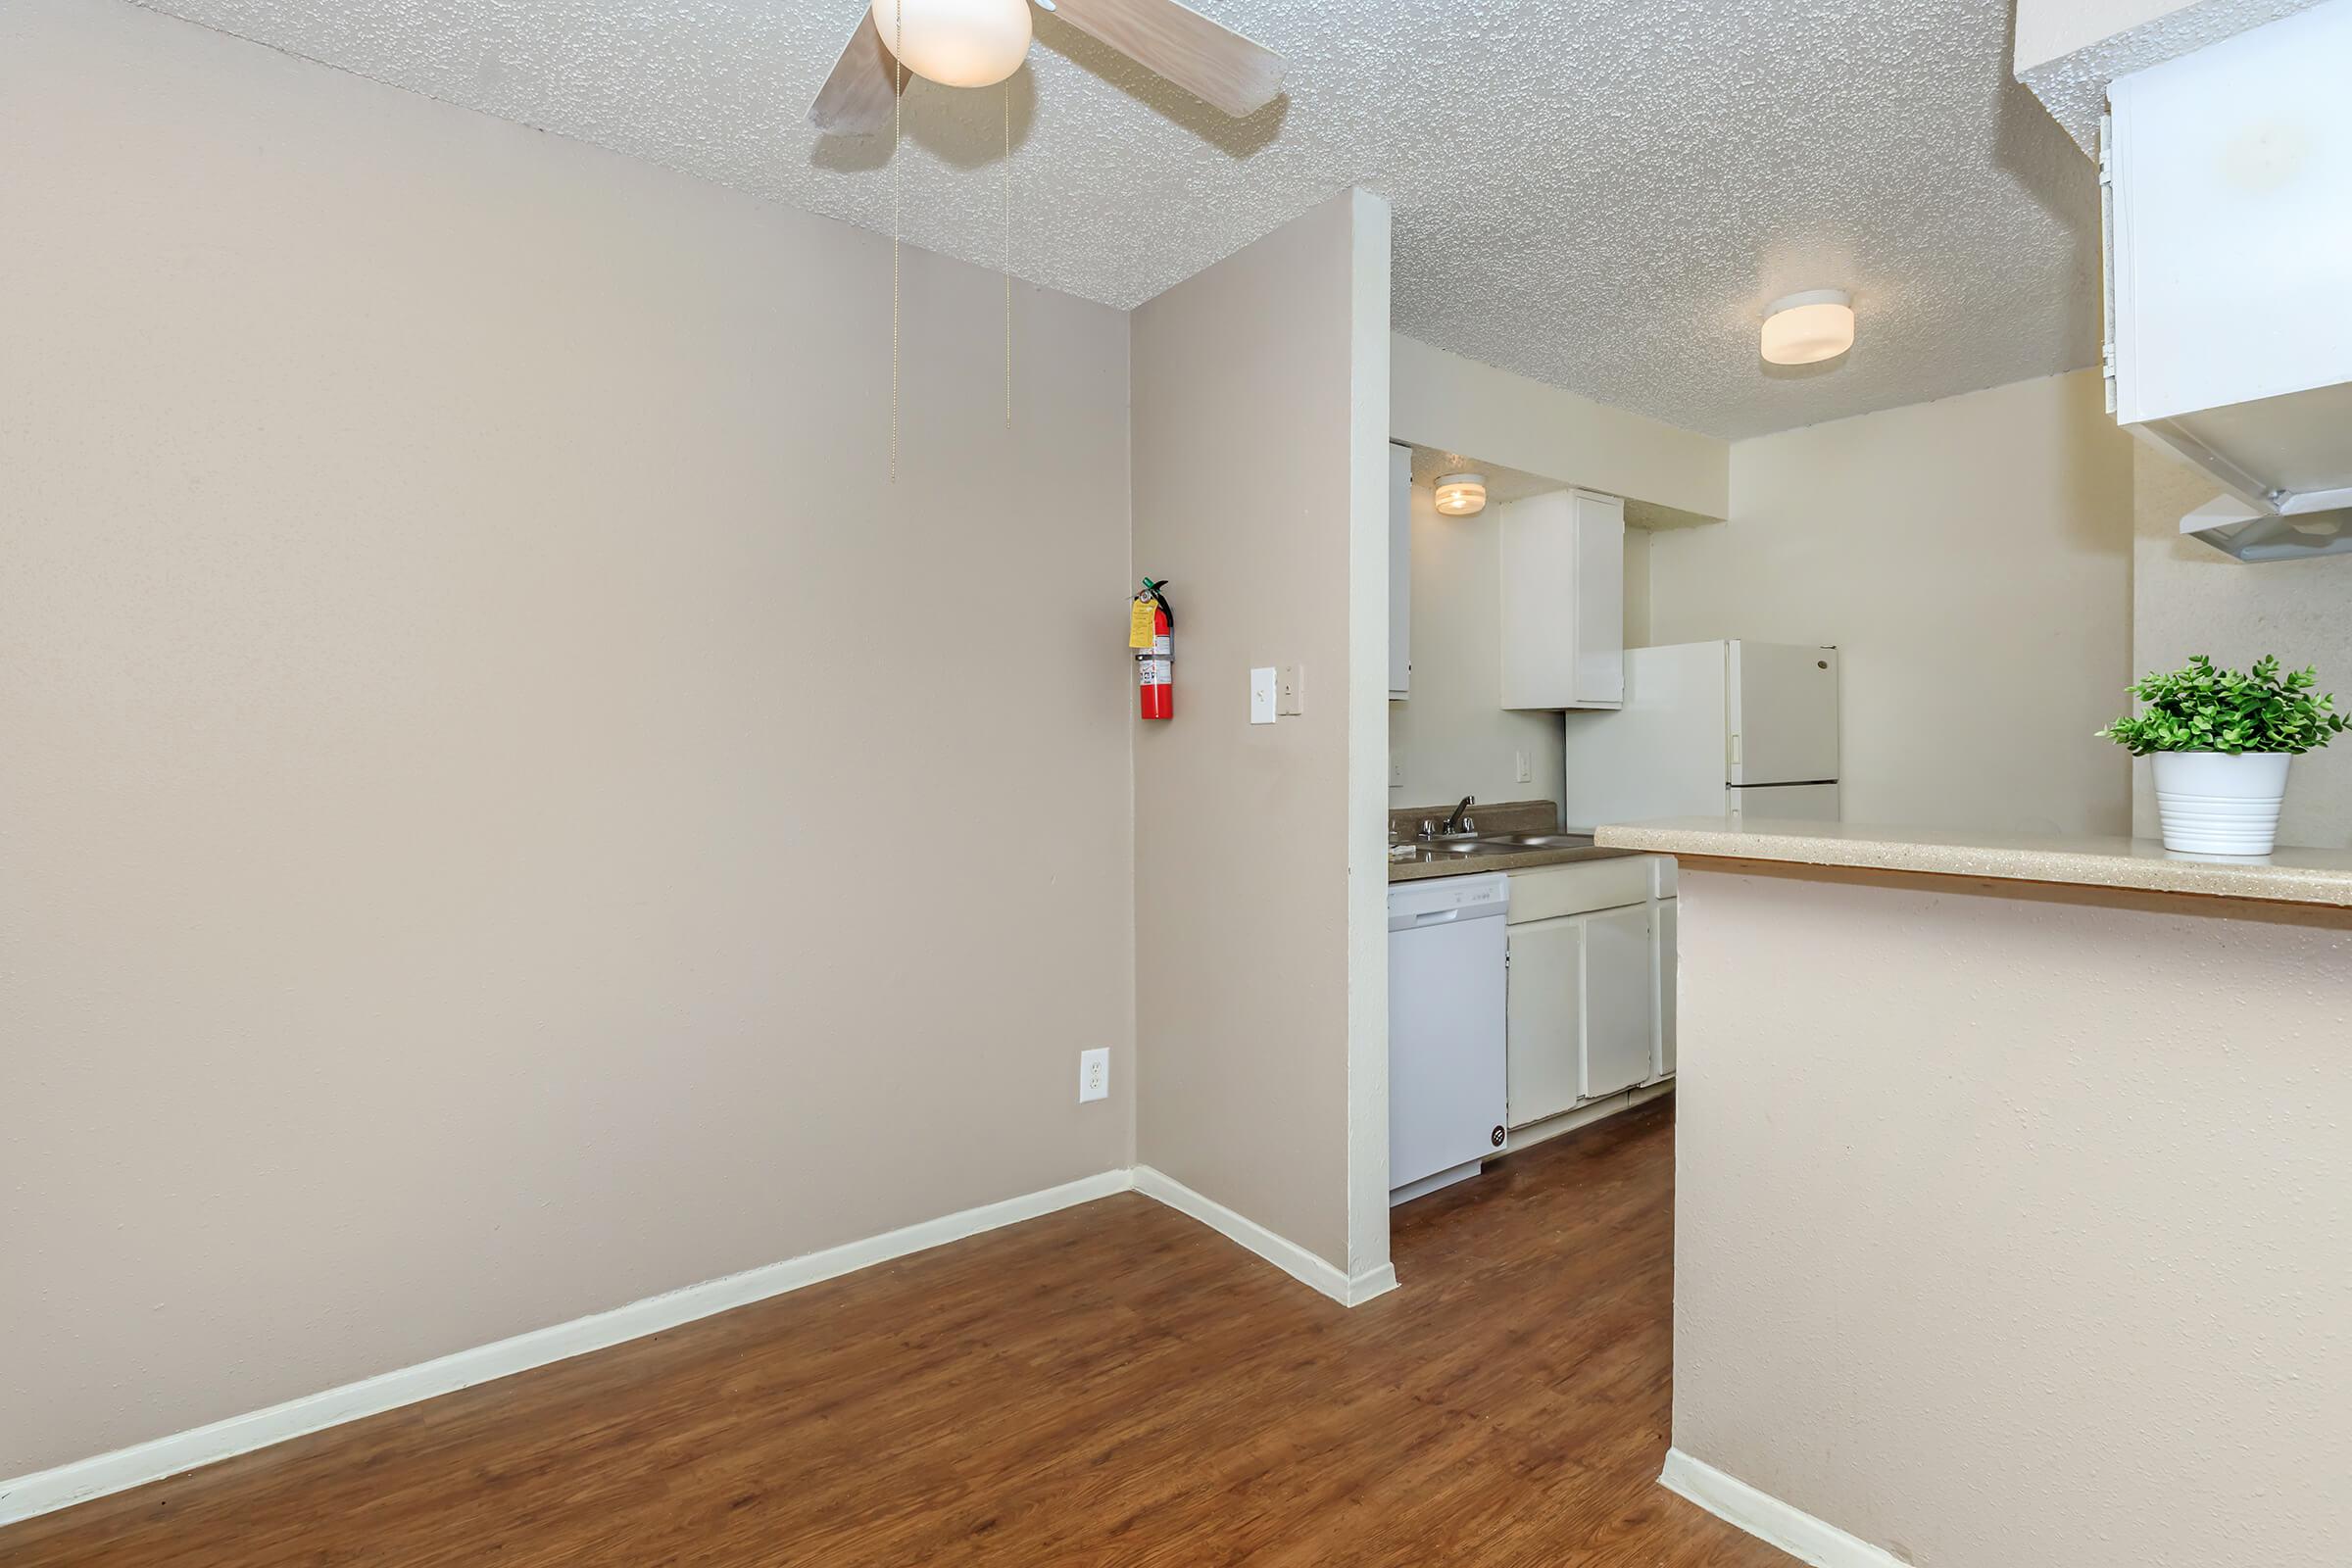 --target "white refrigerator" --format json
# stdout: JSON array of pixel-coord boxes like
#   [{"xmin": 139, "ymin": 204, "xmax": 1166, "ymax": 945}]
[{"xmin": 1558, "ymin": 640, "xmax": 1839, "ymax": 831}]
